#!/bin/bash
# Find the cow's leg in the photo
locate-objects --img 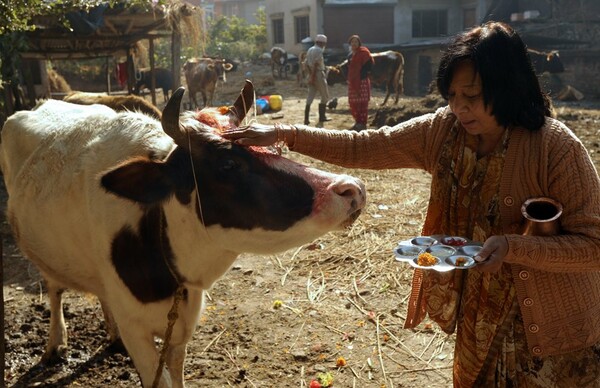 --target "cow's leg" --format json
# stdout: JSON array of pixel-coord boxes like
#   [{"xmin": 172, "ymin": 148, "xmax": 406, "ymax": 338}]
[
  {"xmin": 190, "ymin": 91, "xmax": 199, "ymax": 109},
  {"xmin": 165, "ymin": 288, "xmax": 203, "ymax": 388},
  {"xmin": 42, "ymin": 279, "xmax": 68, "ymax": 363},
  {"xmin": 99, "ymin": 298, "xmax": 121, "ymax": 345},
  {"xmin": 382, "ymin": 88, "xmax": 391, "ymax": 106},
  {"xmin": 117, "ymin": 322, "xmax": 173, "ymax": 388},
  {"xmin": 166, "ymin": 344, "xmax": 187, "ymax": 388},
  {"xmin": 396, "ymin": 79, "xmax": 404, "ymax": 104}
]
